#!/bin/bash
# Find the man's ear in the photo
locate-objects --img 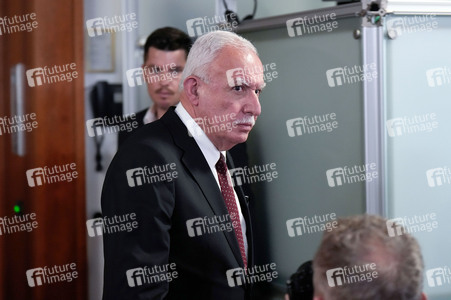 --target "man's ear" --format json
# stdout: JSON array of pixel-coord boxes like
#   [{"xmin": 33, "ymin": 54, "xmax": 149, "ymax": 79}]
[
  {"xmin": 421, "ymin": 292, "xmax": 428, "ymax": 300},
  {"xmin": 313, "ymin": 296, "xmax": 323, "ymax": 300},
  {"xmin": 183, "ymin": 76, "xmax": 200, "ymax": 106}
]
